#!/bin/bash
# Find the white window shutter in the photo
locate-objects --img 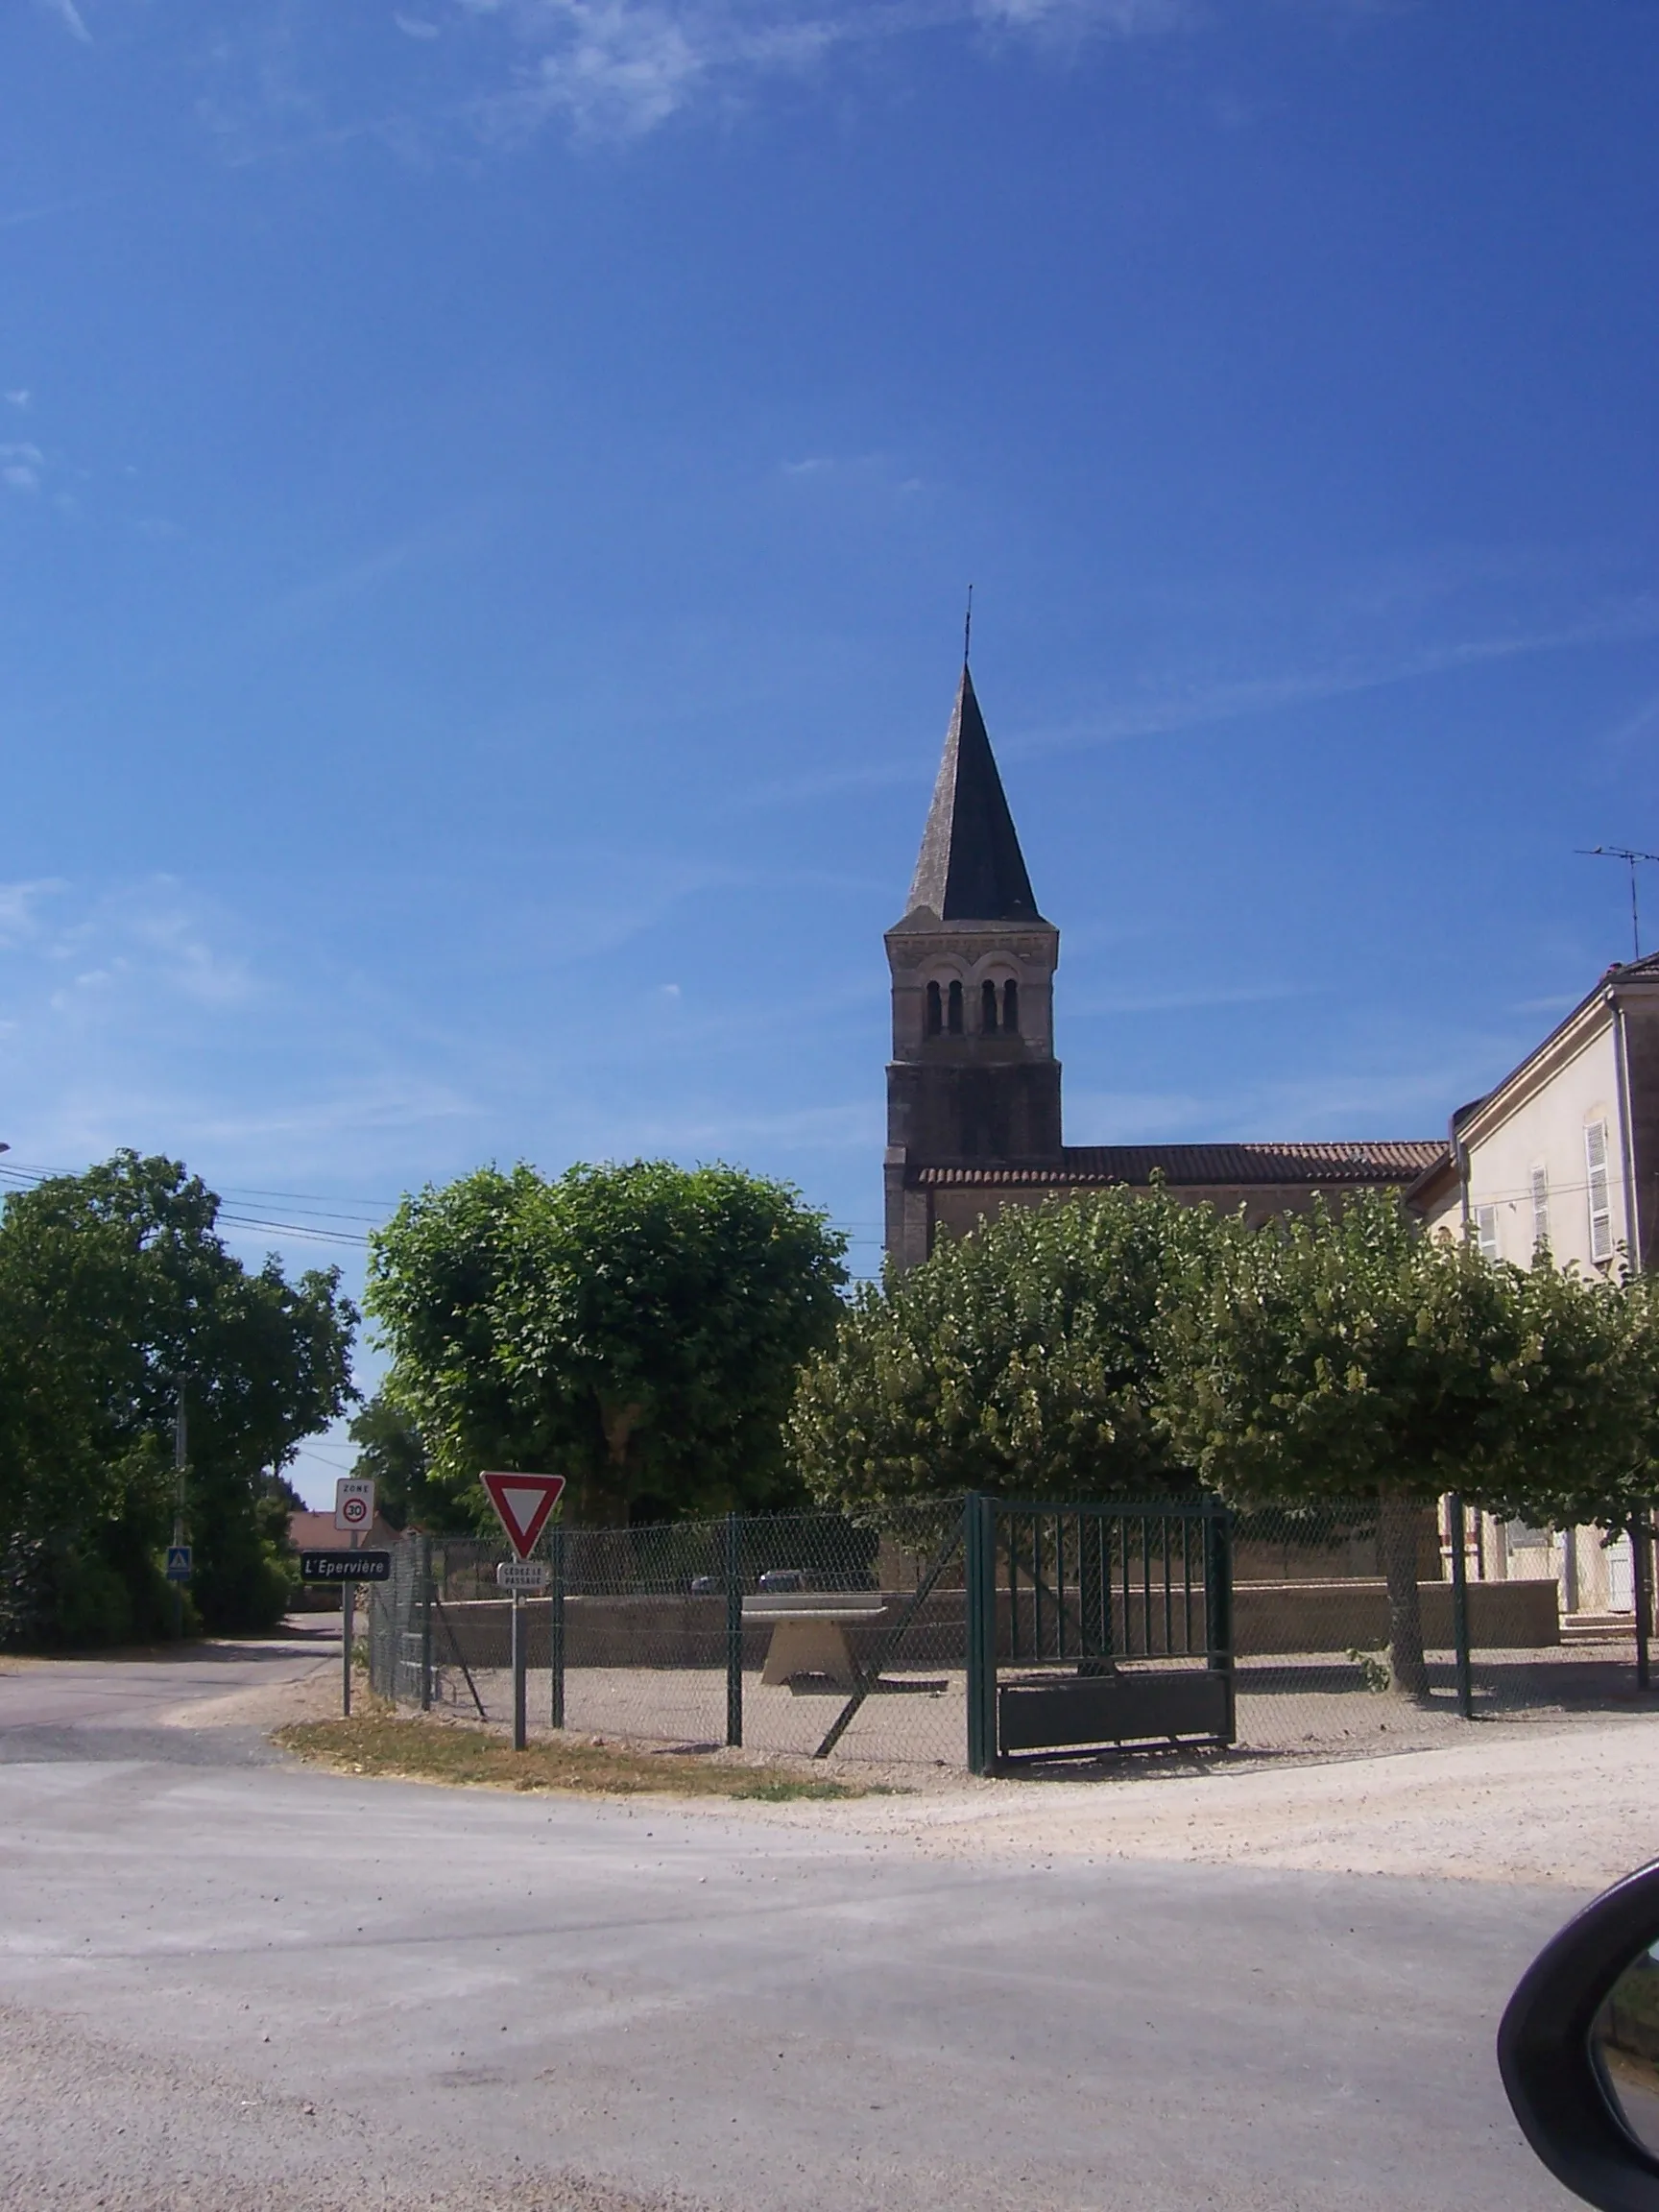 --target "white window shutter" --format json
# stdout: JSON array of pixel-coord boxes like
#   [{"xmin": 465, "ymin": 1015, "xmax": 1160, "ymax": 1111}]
[
  {"xmin": 1475, "ymin": 1204, "xmax": 1500, "ymax": 1262},
  {"xmin": 1585, "ymin": 1119, "xmax": 1614, "ymax": 1263},
  {"xmin": 1529, "ymin": 1166, "xmax": 1550, "ymax": 1254}
]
